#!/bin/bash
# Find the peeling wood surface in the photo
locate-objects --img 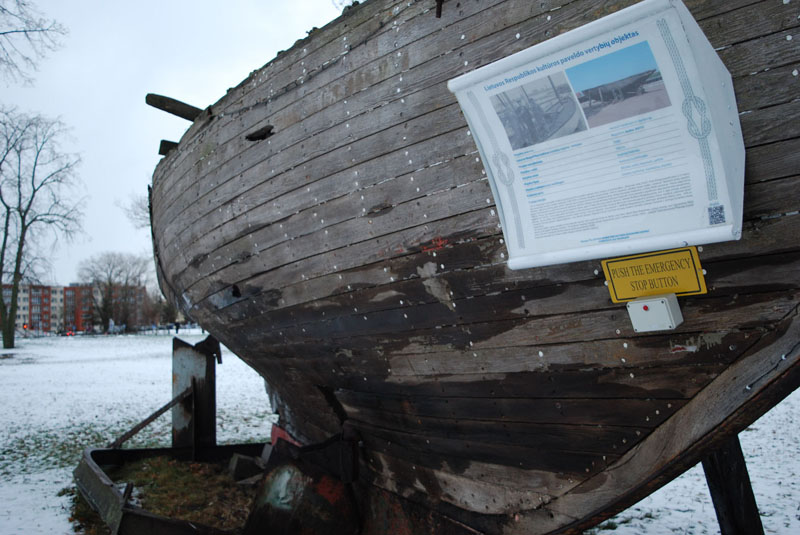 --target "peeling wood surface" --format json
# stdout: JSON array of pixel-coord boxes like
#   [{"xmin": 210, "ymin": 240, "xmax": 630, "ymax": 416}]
[{"xmin": 150, "ymin": 0, "xmax": 800, "ymax": 533}]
